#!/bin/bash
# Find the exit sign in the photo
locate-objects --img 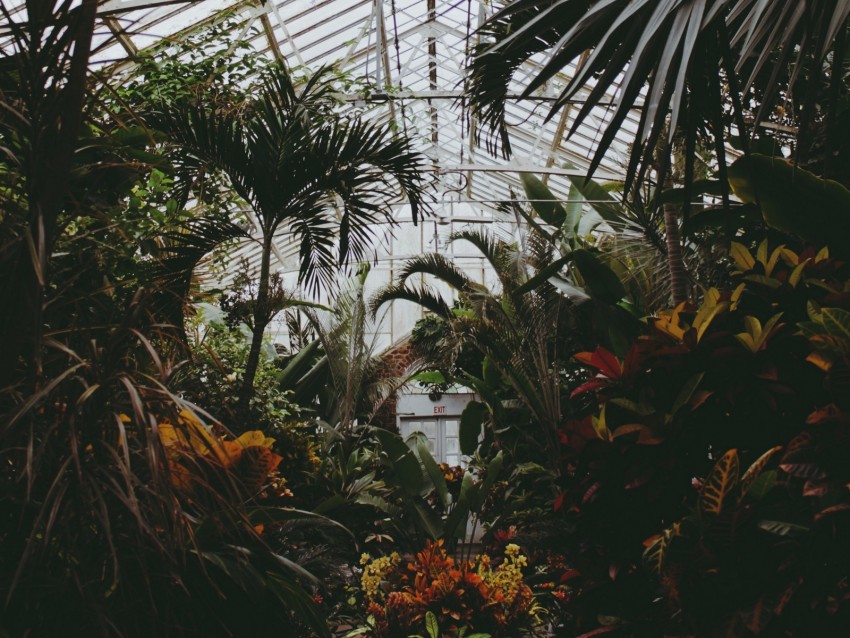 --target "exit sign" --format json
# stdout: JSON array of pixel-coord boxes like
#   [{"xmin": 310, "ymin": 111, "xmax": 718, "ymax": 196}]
[{"xmin": 433, "ymin": 405, "xmax": 446, "ymax": 414}]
